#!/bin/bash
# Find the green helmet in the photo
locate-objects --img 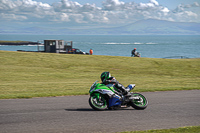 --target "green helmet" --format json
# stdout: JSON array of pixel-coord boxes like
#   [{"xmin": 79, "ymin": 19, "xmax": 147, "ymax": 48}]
[{"xmin": 100, "ymin": 72, "xmax": 111, "ymax": 83}]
